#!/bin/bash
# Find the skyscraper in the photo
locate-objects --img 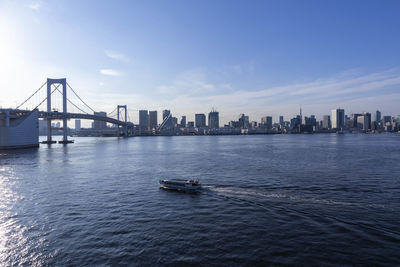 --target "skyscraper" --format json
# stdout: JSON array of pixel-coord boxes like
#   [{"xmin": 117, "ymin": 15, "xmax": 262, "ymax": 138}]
[
  {"xmin": 374, "ymin": 110, "xmax": 381, "ymax": 122},
  {"xmin": 261, "ymin": 116, "xmax": 272, "ymax": 129},
  {"xmin": 149, "ymin": 110, "xmax": 158, "ymax": 130},
  {"xmin": 195, "ymin": 114, "xmax": 206, "ymax": 128},
  {"xmin": 322, "ymin": 115, "xmax": 331, "ymax": 129},
  {"xmin": 180, "ymin": 116, "xmax": 186, "ymax": 128},
  {"xmin": 75, "ymin": 119, "xmax": 81, "ymax": 130},
  {"xmin": 162, "ymin": 110, "xmax": 171, "ymax": 121},
  {"xmin": 279, "ymin": 116, "xmax": 284, "ymax": 126},
  {"xmin": 331, "ymin": 109, "xmax": 345, "ymax": 130},
  {"xmin": 208, "ymin": 109, "xmax": 219, "ymax": 129},
  {"xmin": 139, "ymin": 110, "xmax": 149, "ymax": 131},
  {"xmin": 357, "ymin": 112, "xmax": 371, "ymax": 131}
]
